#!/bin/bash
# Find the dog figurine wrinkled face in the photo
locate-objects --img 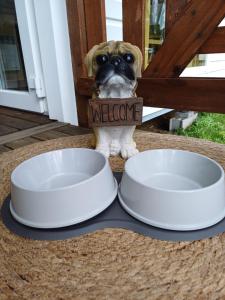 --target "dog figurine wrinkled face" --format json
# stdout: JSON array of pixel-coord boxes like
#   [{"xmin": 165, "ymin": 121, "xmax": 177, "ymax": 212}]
[{"xmin": 85, "ymin": 41, "xmax": 143, "ymax": 159}]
